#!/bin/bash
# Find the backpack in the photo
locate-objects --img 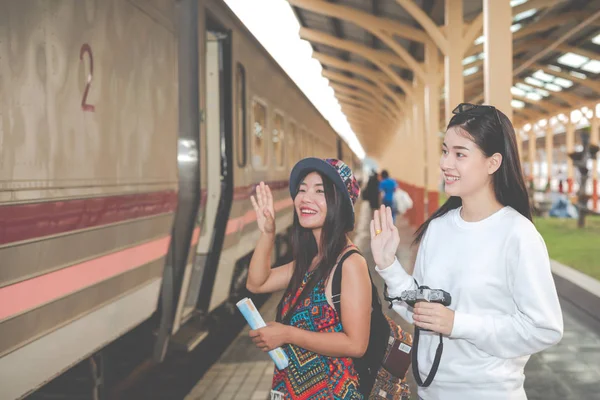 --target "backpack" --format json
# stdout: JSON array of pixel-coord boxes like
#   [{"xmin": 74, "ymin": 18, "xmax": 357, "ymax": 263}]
[{"xmin": 332, "ymin": 250, "xmax": 413, "ymax": 399}]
